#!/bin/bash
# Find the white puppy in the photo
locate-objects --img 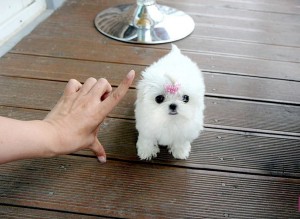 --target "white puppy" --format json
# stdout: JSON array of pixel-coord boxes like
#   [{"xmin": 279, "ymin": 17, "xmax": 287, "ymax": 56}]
[{"xmin": 135, "ymin": 45, "xmax": 205, "ymax": 160}]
